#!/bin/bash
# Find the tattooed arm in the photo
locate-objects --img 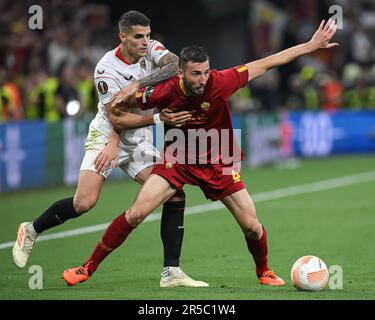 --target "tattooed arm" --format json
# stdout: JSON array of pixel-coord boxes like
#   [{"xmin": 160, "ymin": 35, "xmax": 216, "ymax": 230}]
[
  {"xmin": 246, "ymin": 19, "xmax": 338, "ymax": 81},
  {"xmin": 137, "ymin": 52, "xmax": 179, "ymax": 87},
  {"xmin": 111, "ymin": 52, "xmax": 179, "ymax": 107}
]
